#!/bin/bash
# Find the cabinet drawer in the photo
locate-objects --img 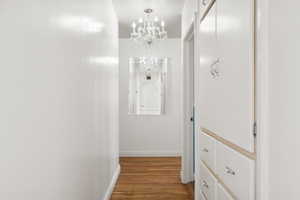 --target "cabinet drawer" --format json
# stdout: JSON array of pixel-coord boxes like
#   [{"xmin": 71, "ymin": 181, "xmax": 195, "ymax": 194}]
[
  {"xmin": 199, "ymin": 0, "xmax": 214, "ymax": 19},
  {"xmin": 199, "ymin": 161, "xmax": 216, "ymax": 200},
  {"xmin": 199, "ymin": 132, "xmax": 216, "ymax": 170},
  {"xmin": 216, "ymin": 142, "xmax": 255, "ymax": 200},
  {"xmin": 217, "ymin": 184, "xmax": 234, "ymax": 200}
]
